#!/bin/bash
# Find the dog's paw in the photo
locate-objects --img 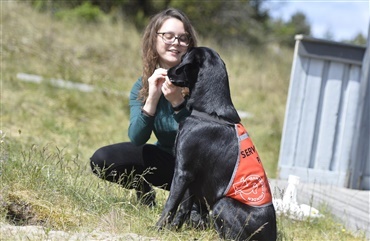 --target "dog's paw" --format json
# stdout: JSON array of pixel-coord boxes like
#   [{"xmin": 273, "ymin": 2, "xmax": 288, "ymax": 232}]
[
  {"xmin": 156, "ymin": 214, "xmax": 172, "ymax": 231},
  {"xmin": 189, "ymin": 211, "xmax": 209, "ymax": 230},
  {"xmin": 157, "ymin": 216, "xmax": 182, "ymax": 232},
  {"xmin": 172, "ymin": 211, "xmax": 190, "ymax": 230},
  {"xmin": 155, "ymin": 219, "xmax": 165, "ymax": 231},
  {"xmin": 171, "ymin": 219, "xmax": 184, "ymax": 231}
]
